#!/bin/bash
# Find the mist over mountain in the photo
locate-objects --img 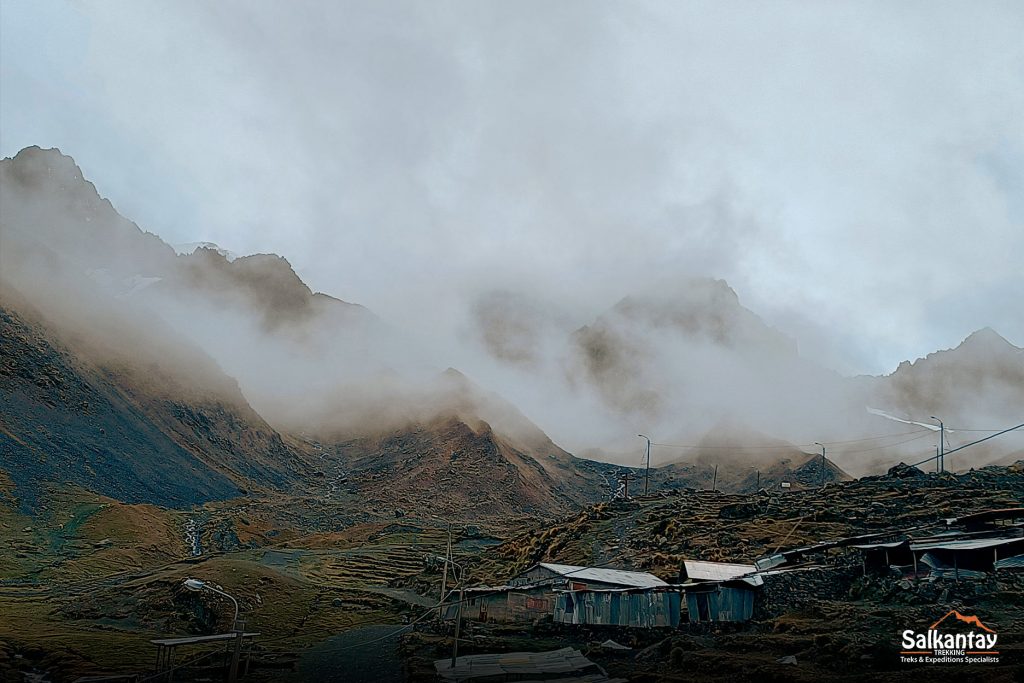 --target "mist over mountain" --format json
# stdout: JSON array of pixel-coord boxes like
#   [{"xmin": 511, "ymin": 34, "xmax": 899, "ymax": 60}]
[{"xmin": 1, "ymin": 145, "xmax": 1021, "ymax": 513}]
